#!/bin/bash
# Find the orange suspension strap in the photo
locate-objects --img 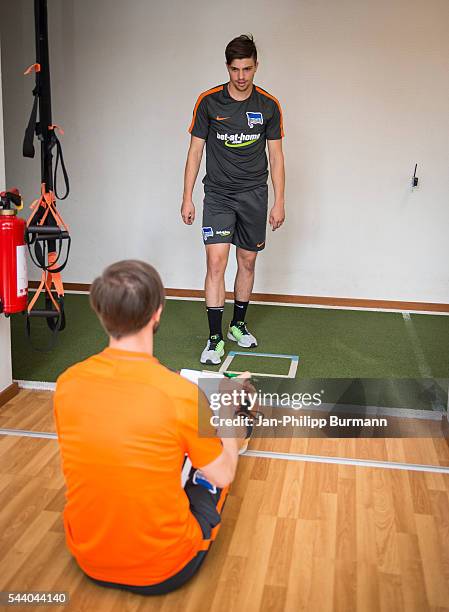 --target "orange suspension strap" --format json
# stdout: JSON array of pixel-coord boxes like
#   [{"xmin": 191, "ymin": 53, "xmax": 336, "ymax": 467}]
[{"xmin": 23, "ymin": 0, "xmax": 71, "ymax": 349}]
